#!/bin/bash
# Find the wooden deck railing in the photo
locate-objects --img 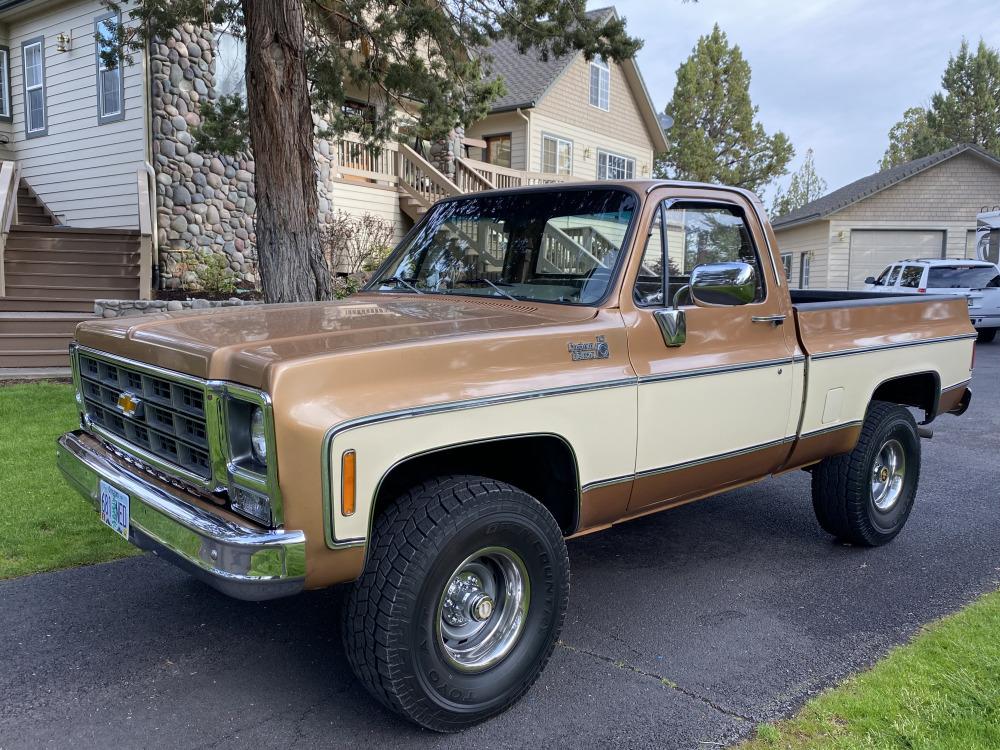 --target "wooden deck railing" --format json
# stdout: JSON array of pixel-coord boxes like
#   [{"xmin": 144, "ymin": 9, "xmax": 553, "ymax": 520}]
[
  {"xmin": 396, "ymin": 143, "xmax": 462, "ymax": 206},
  {"xmin": 336, "ymin": 134, "xmax": 400, "ymax": 185},
  {"xmin": 0, "ymin": 160, "xmax": 21, "ymax": 297},
  {"xmin": 327, "ymin": 135, "xmax": 585, "ymax": 216},
  {"xmin": 459, "ymin": 156, "xmax": 586, "ymax": 190},
  {"xmin": 136, "ymin": 166, "xmax": 154, "ymax": 300}
]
